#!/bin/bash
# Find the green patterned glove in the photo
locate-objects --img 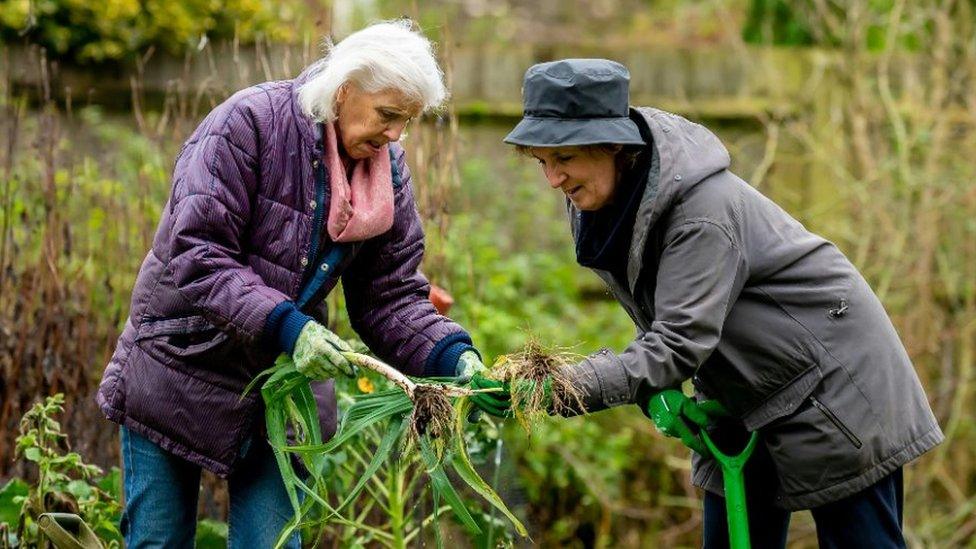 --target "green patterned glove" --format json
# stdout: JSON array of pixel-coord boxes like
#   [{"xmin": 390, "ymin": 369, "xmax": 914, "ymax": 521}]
[
  {"xmin": 292, "ymin": 321, "xmax": 357, "ymax": 380},
  {"xmin": 645, "ymin": 390, "xmax": 726, "ymax": 456},
  {"xmin": 455, "ymin": 351, "xmax": 486, "ymax": 384}
]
